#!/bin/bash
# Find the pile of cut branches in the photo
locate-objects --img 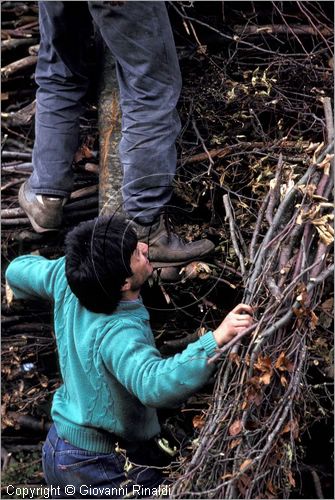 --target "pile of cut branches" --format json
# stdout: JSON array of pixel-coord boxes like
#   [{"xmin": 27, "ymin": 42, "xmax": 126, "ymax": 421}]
[
  {"xmin": 171, "ymin": 139, "xmax": 333, "ymax": 498},
  {"xmin": 166, "ymin": 2, "xmax": 334, "ymax": 498}
]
